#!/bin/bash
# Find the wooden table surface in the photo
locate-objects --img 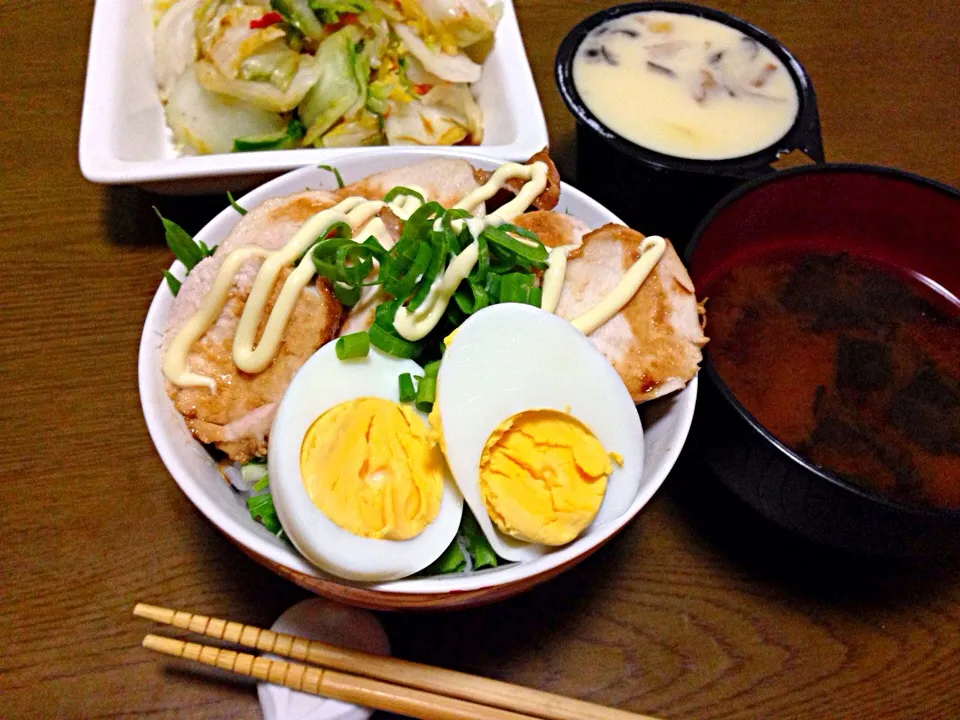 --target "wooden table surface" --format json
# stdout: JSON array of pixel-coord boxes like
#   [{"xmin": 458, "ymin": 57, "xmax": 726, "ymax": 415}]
[{"xmin": 2, "ymin": 1, "xmax": 958, "ymax": 718}]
